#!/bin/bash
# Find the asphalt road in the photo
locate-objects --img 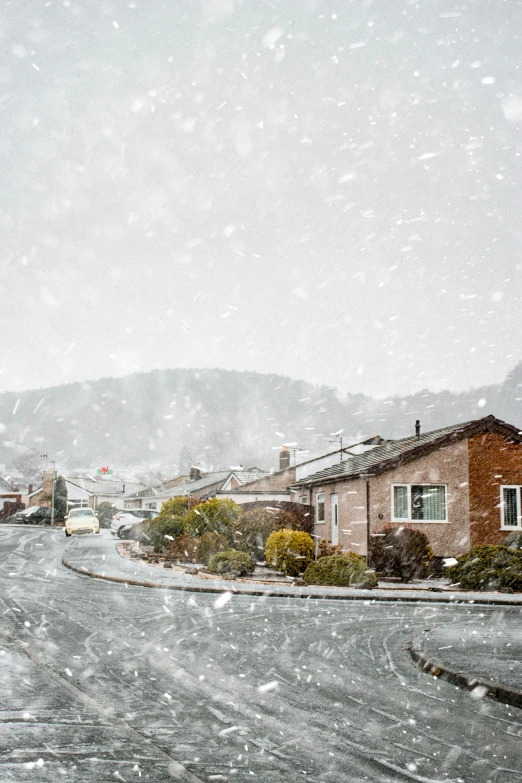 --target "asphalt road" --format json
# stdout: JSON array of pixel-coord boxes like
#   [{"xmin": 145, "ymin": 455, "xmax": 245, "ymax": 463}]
[{"xmin": 1, "ymin": 526, "xmax": 521, "ymax": 783}]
